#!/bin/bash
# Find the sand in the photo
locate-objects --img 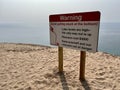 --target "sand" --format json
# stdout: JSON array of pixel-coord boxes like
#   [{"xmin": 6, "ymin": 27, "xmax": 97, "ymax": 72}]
[{"xmin": 0, "ymin": 43, "xmax": 120, "ymax": 90}]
